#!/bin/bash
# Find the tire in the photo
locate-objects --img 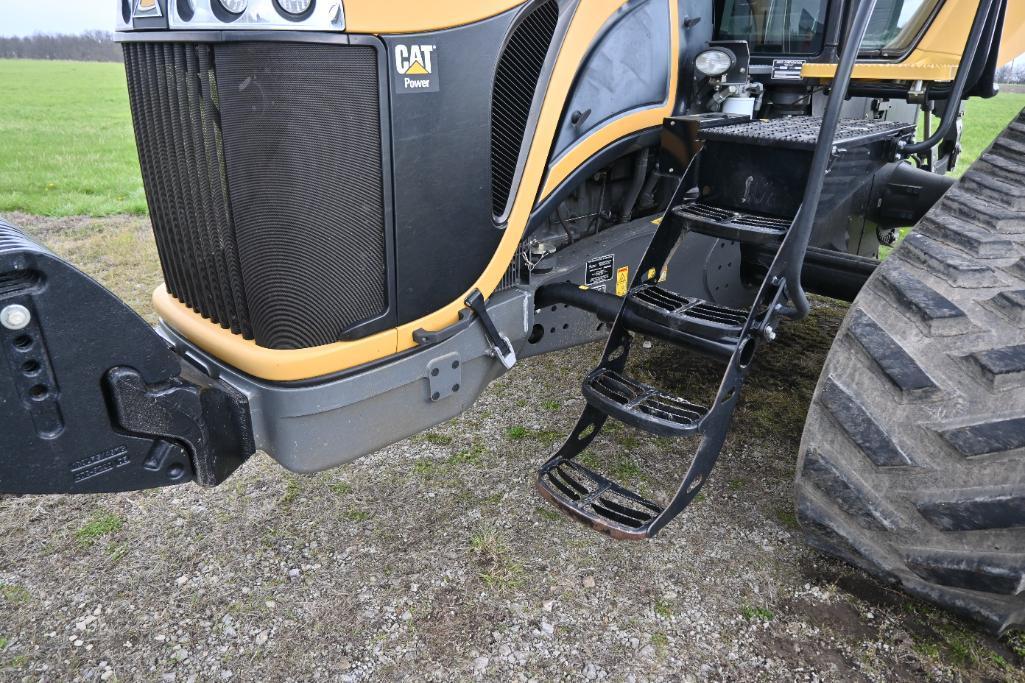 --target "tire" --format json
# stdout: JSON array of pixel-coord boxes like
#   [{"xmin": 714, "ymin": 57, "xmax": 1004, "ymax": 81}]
[{"xmin": 795, "ymin": 108, "xmax": 1025, "ymax": 635}]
